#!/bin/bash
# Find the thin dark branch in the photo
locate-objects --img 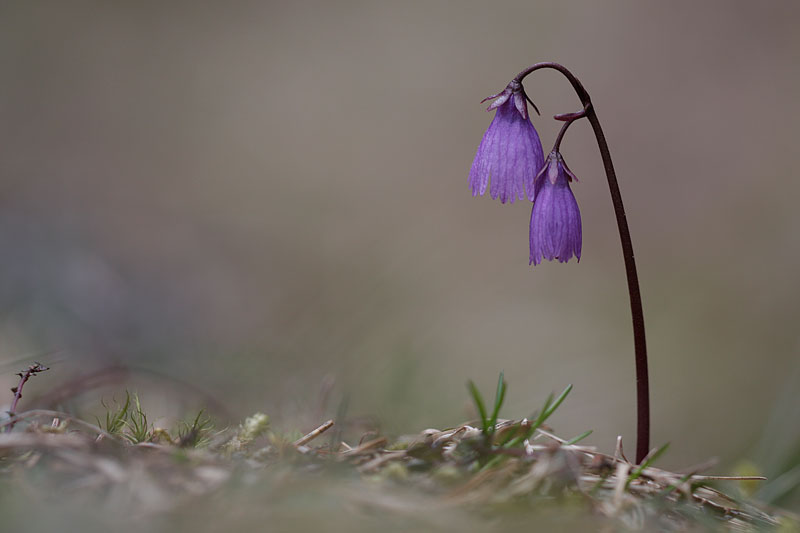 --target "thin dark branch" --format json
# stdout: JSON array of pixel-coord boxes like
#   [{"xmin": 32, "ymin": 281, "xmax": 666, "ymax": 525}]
[{"xmin": 6, "ymin": 362, "xmax": 50, "ymax": 431}]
